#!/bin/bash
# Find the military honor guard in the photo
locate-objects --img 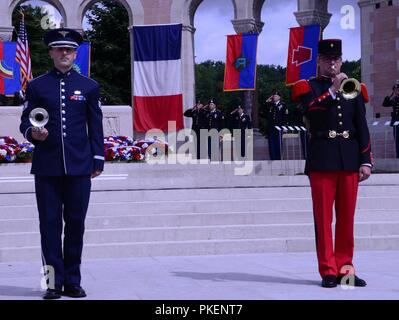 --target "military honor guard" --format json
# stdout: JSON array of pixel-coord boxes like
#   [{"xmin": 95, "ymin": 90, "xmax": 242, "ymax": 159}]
[
  {"xmin": 231, "ymin": 105, "xmax": 252, "ymax": 159},
  {"xmin": 265, "ymin": 92, "xmax": 288, "ymax": 160},
  {"xmin": 205, "ymin": 100, "xmax": 224, "ymax": 160},
  {"xmin": 183, "ymin": 101, "xmax": 207, "ymax": 159},
  {"xmin": 19, "ymin": 28, "xmax": 104, "ymax": 299},
  {"xmin": 382, "ymin": 83, "xmax": 399, "ymax": 158},
  {"xmin": 292, "ymin": 39, "xmax": 372, "ymax": 288}
]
